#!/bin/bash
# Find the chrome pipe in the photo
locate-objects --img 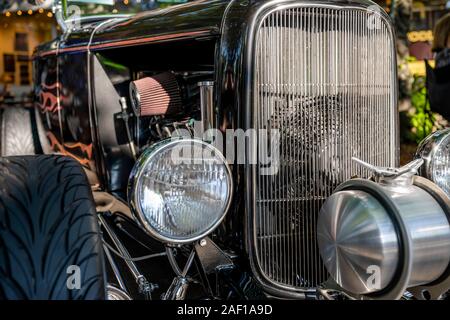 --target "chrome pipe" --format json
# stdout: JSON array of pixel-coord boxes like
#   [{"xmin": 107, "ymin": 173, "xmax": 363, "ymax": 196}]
[
  {"xmin": 166, "ymin": 247, "xmax": 183, "ymax": 277},
  {"xmin": 198, "ymin": 81, "xmax": 215, "ymax": 136},
  {"xmin": 163, "ymin": 247, "xmax": 196, "ymax": 300},
  {"xmin": 103, "ymin": 244, "xmax": 128, "ymax": 292},
  {"xmin": 99, "ymin": 214, "xmax": 156, "ymax": 299},
  {"xmin": 99, "ymin": 215, "xmax": 141, "ymax": 280}
]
